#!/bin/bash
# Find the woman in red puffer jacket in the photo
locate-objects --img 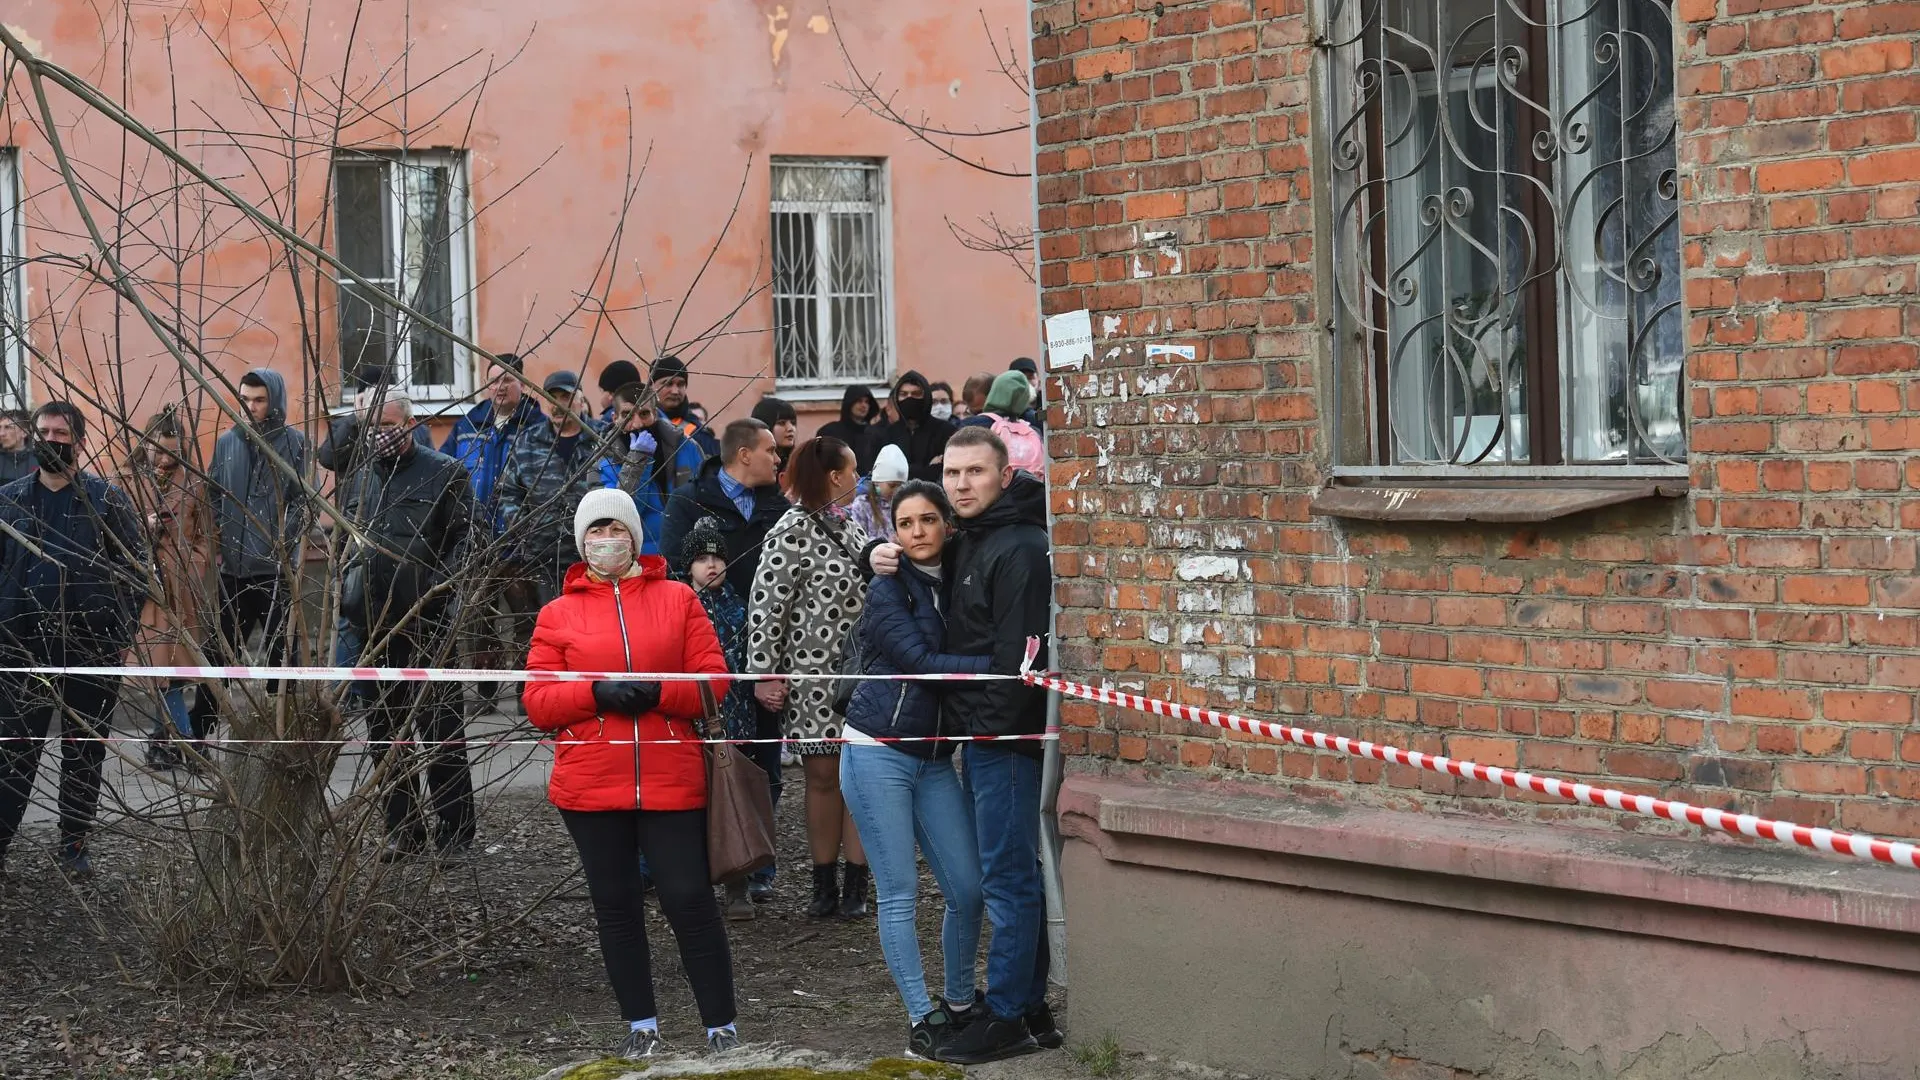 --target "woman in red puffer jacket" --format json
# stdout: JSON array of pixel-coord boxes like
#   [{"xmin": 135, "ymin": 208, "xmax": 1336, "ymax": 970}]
[{"xmin": 523, "ymin": 488, "xmax": 740, "ymax": 1059}]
